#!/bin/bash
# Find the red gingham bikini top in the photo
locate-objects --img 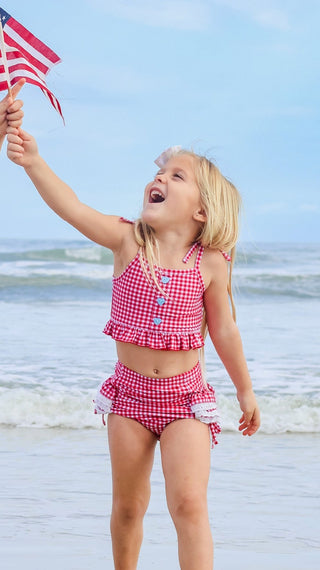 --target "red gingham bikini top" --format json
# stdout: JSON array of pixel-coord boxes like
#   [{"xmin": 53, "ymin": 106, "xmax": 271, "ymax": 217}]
[
  {"xmin": 103, "ymin": 218, "xmax": 231, "ymax": 351},
  {"xmin": 104, "ymin": 240, "xmax": 206, "ymax": 351}
]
